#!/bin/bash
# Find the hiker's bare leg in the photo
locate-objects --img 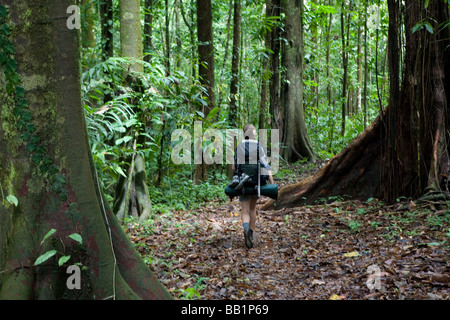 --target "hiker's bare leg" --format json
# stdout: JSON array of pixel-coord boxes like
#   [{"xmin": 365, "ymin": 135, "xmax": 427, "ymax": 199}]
[
  {"xmin": 249, "ymin": 198, "xmax": 257, "ymax": 231},
  {"xmin": 240, "ymin": 200, "xmax": 250, "ymax": 224}
]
